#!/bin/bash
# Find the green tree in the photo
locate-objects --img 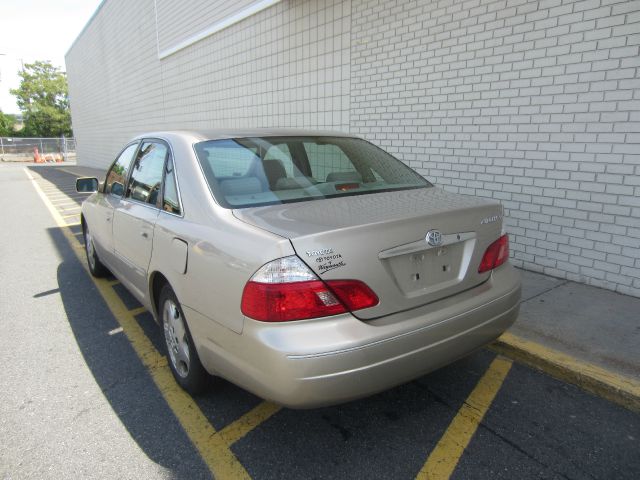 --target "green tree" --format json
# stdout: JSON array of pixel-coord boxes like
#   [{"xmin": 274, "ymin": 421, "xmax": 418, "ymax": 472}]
[
  {"xmin": 10, "ymin": 61, "xmax": 72, "ymax": 137},
  {"xmin": 0, "ymin": 110, "xmax": 16, "ymax": 136}
]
